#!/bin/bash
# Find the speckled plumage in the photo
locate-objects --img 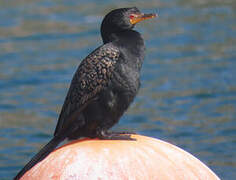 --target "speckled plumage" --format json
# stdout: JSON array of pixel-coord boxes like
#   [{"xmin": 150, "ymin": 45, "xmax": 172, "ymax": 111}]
[{"xmin": 54, "ymin": 43, "xmax": 120, "ymax": 137}]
